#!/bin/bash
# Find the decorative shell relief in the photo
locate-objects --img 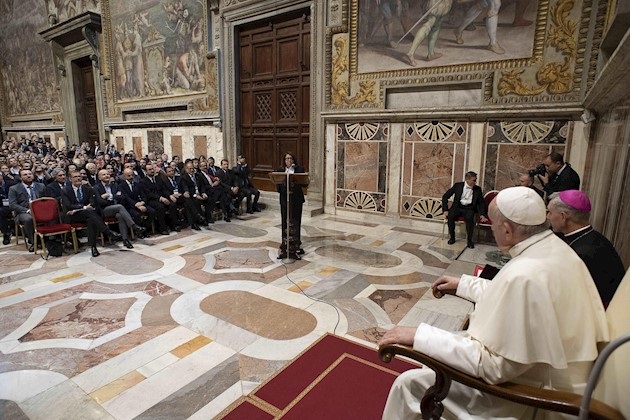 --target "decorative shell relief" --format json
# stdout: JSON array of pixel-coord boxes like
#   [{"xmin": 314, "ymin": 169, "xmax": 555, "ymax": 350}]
[
  {"xmin": 414, "ymin": 122, "xmax": 457, "ymax": 142},
  {"xmin": 344, "ymin": 122, "xmax": 380, "ymax": 141},
  {"xmin": 344, "ymin": 191, "xmax": 378, "ymax": 211},
  {"xmin": 410, "ymin": 198, "xmax": 444, "ymax": 219},
  {"xmin": 500, "ymin": 121, "xmax": 554, "ymax": 143}
]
